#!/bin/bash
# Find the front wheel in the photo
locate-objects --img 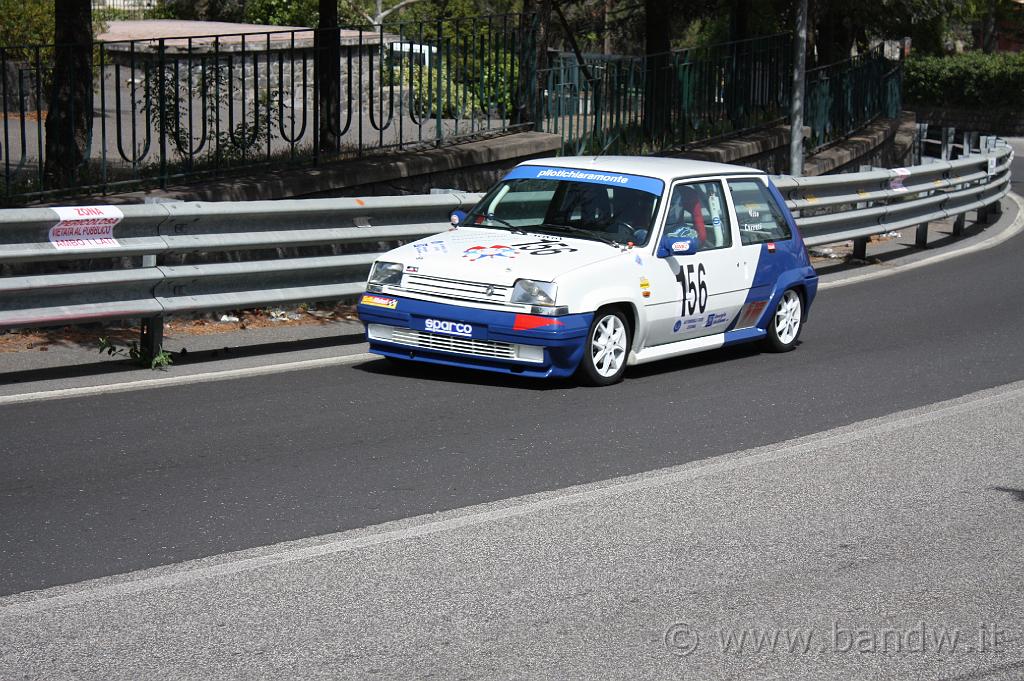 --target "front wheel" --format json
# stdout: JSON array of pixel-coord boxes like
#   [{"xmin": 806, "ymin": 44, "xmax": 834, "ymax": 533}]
[
  {"xmin": 577, "ymin": 309, "xmax": 631, "ymax": 386},
  {"xmin": 763, "ymin": 289, "xmax": 803, "ymax": 352}
]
